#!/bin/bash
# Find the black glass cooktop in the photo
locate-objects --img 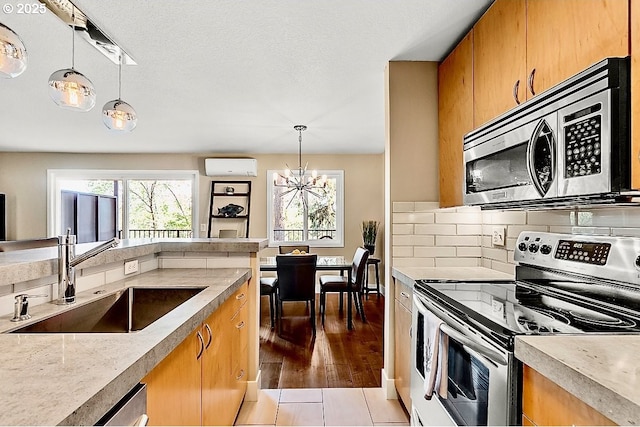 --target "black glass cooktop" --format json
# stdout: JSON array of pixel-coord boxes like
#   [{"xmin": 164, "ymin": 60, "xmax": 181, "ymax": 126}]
[{"xmin": 415, "ymin": 278, "xmax": 640, "ymax": 349}]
